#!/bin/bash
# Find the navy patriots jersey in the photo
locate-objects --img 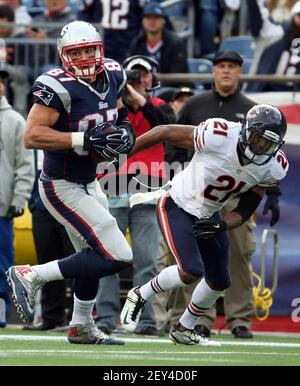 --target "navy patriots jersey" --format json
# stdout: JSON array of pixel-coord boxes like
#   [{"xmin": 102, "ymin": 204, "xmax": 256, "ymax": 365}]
[{"xmin": 32, "ymin": 59, "xmax": 127, "ymax": 184}]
